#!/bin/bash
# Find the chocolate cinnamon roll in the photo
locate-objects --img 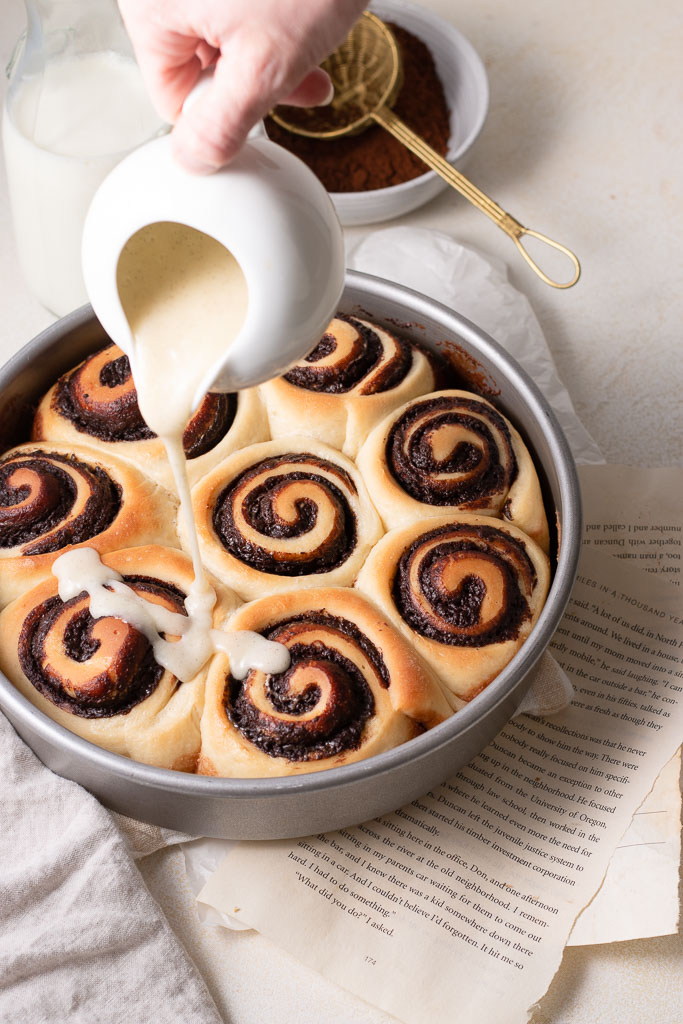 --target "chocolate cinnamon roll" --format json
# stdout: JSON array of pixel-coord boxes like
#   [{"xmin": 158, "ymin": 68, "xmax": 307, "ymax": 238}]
[
  {"xmin": 0, "ymin": 443, "xmax": 179, "ymax": 606},
  {"xmin": 198, "ymin": 587, "xmax": 452, "ymax": 777},
  {"xmin": 0, "ymin": 546, "xmax": 238, "ymax": 769},
  {"xmin": 356, "ymin": 390, "xmax": 549, "ymax": 551},
  {"xmin": 185, "ymin": 437, "xmax": 383, "ymax": 601},
  {"xmin": 32, "ymin": 342, "xmax": 268, "ymax": 491},
  {"xmin": 356, "ymin": 515, "xmax": 550, "ymax": 705},
  {"xmin": 260, "ymin": 316, "xmax": 437, "ymax": 457}
]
